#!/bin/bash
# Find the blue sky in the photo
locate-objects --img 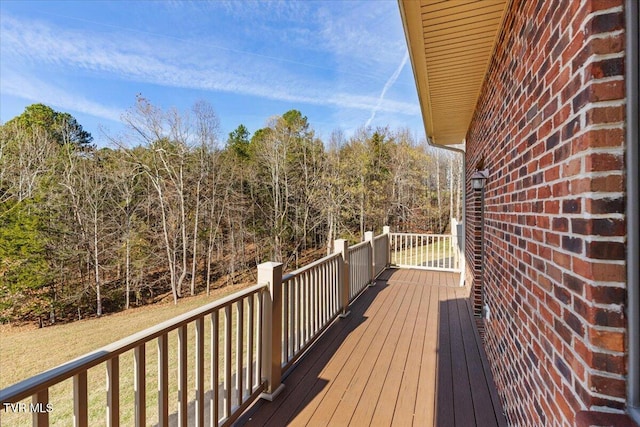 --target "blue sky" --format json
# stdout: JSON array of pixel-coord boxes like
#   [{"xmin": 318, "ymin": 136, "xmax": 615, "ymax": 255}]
[{"xmin": 0, "ymin": 1, "xmax": 424, "ymax": 146}]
